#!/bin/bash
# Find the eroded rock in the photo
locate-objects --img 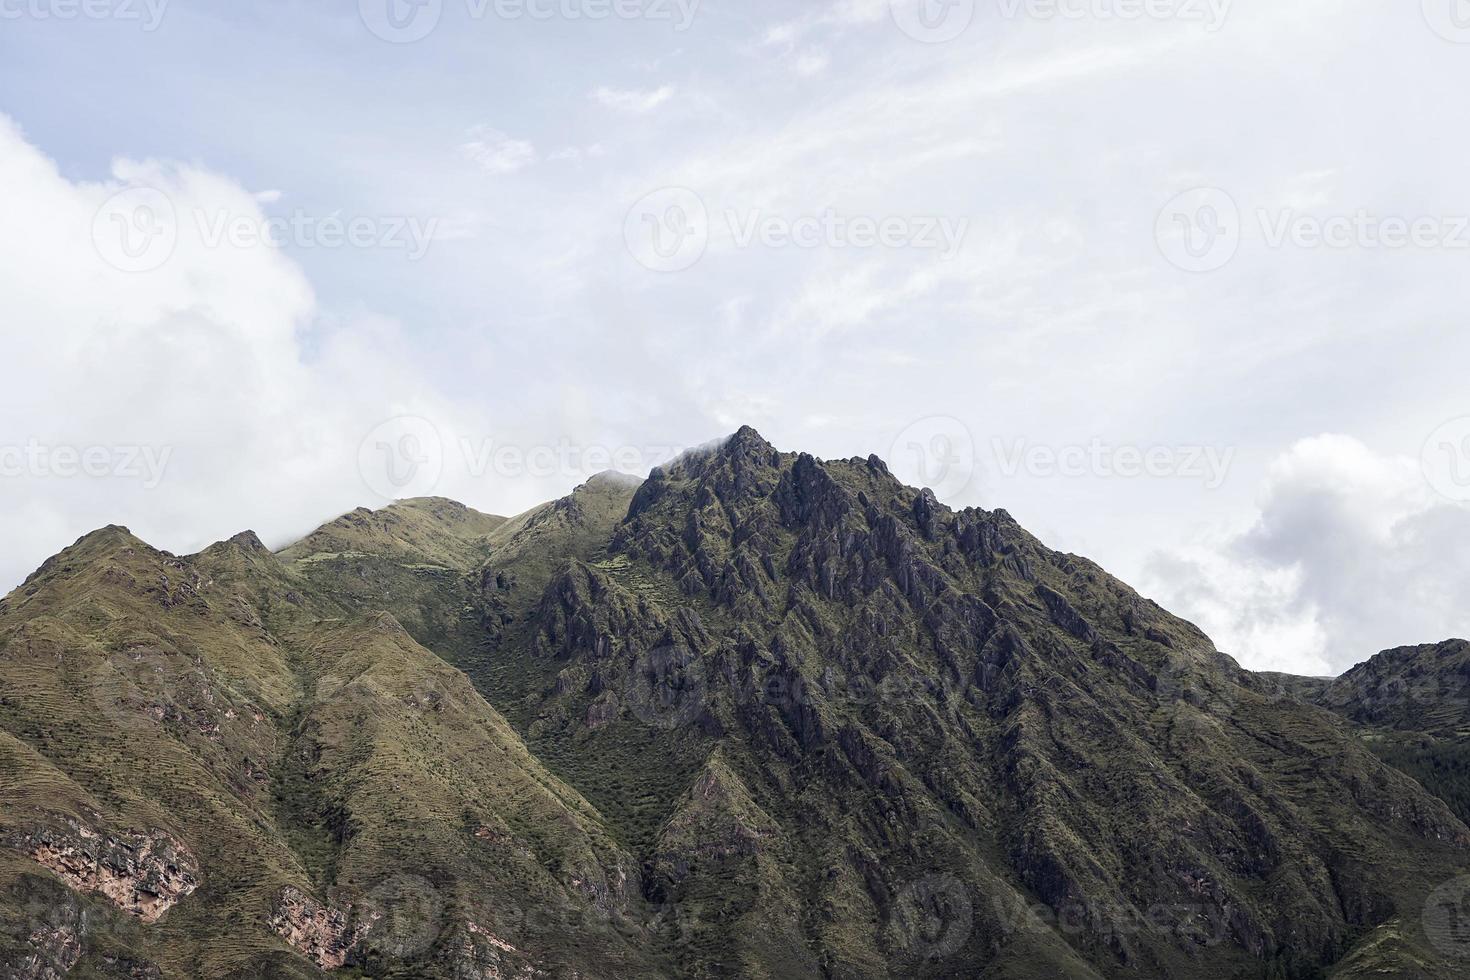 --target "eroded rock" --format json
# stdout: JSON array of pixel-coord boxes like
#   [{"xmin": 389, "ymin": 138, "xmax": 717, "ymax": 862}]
[
  {"xmin": 268, "ymin": 886, "xmax": 374, "ymax": 971},
  {"xmin": 12, "ymin": 821, "xmax": 199, "ymax": 924}
]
